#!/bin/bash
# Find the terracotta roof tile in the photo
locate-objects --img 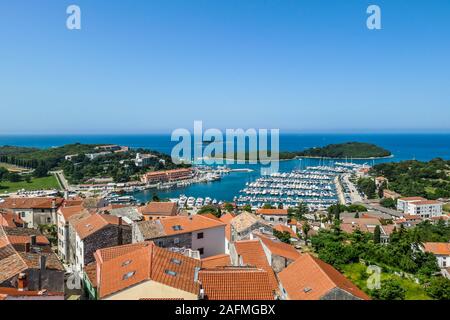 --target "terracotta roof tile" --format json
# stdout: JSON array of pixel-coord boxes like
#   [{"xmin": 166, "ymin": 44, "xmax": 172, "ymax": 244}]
[
  {"xmin": 199, "ymin": 267, "xmax": 275, "ymax": 300},
  {"xmin": 0, "ymin": 197, "xmax": 63, "ymax": 209},
  {"xmin": 201, "ymin": 254, "xmax": 231, "ymax": 268},
  {"xmin": 256, "ymin": 209, "xmax": 288, "ymax": 216},
  {"xmin": 233, "ymin": 240, "xmax": 279, "ymax": 291},
  {"xmin": 423, "ymin": 242, "xmax": 450, "ymax": 256},
  {"xmin": 273, "ymin": 224, "xmax": 298, "ymax": 239},
  {"xmin": 257, "ymin": 234, "xmax": 301, "ymax": 261},
  {"xmin": 95, "ymin": 242, "xmax": 201, "ymax": 299},
  {"xmin": 72, "ymin": 213, "xmax": 125, "ymax": 240},
  {"xmin": 278, "ymin": 254, "xmax": 370, "ymax": 300},
  {"xmin": 138, "ymin": 202, "xmax": 178, "ymax": 216}
]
